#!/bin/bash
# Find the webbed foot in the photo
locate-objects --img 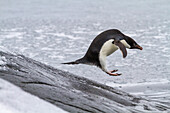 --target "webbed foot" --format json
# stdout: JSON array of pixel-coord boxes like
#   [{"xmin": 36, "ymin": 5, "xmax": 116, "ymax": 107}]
[{"xmin": 106, "ymin": 71, "xmax": 122, "ymax": 76}]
